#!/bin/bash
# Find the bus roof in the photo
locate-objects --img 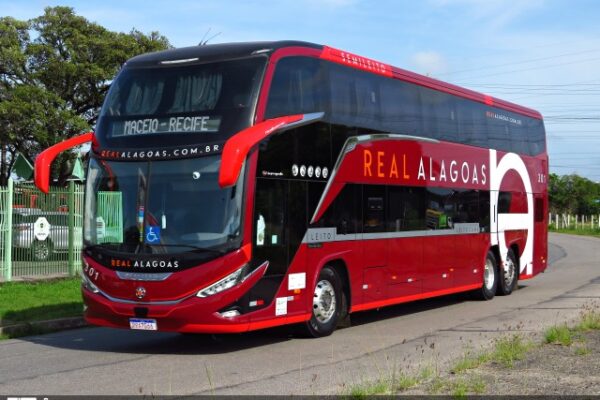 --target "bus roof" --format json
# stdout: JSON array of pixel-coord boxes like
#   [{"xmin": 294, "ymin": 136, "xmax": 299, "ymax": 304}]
[
  {"xmin": 127, "ymin": 41, "xmax": 542, "ymax": 120},
  {"xmin": 127, "ymin": 41, "xmax": 323, "ymax": 66}
]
